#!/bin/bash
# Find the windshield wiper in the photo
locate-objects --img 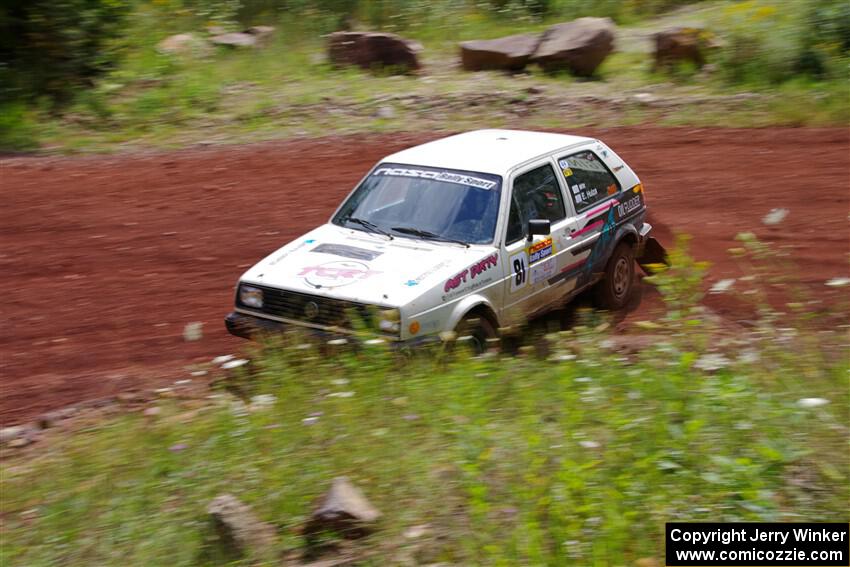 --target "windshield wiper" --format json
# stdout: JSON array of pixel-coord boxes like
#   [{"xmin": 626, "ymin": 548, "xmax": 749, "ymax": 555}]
[
  {"xmin": 346, "ymin": 217, "xmax": 393, "ymax": 240},
  {"xmin": 391, "ymin": 226, "xmax": 470, "ymax": 248}
]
